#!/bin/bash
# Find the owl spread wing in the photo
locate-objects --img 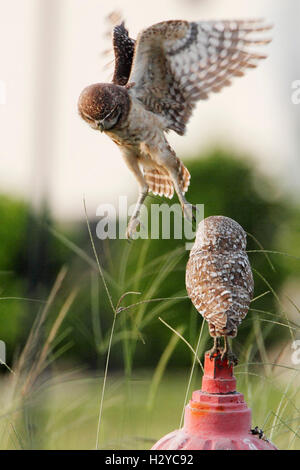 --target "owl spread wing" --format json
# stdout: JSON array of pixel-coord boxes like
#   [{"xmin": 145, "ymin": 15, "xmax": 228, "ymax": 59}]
[
  {"xmin": 112, "ymin": 22, "xmax": 136, "ymax": 86},
  {"xmin": 128, "ymin": 19, "xmax": 272, "ymax": 135},
  {"xmin": 102, "ymin": 12, "xmax": 136, "ymax": 85}
]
